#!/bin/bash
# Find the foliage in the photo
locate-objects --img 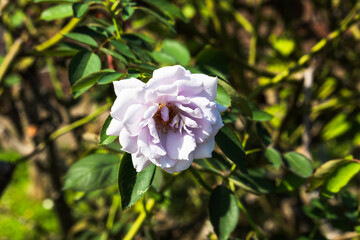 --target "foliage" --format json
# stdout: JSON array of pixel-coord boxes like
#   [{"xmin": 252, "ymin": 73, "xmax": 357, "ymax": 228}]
[{"xmin": 1, "ymin": 0, "xmax": 360, "ymax": 239}]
